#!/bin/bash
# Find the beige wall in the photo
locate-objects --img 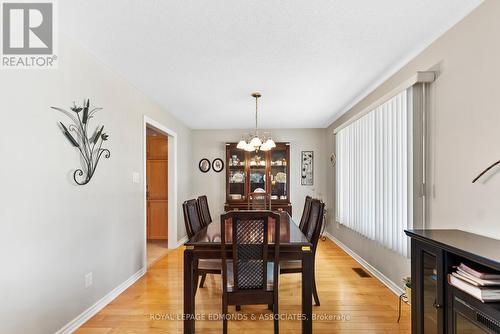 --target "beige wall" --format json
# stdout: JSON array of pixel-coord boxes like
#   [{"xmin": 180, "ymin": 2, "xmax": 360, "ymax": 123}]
[
  {"xmin": 191, "ymin": 129, "xmax": 327, "ymax": 223},
  {"xmin": 325, "ymin": 0, "xmax": 500, "ymax": 287},
  {"xmin": 0, "ymin": 35, "xmax": 192, "ymax": 333}
]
